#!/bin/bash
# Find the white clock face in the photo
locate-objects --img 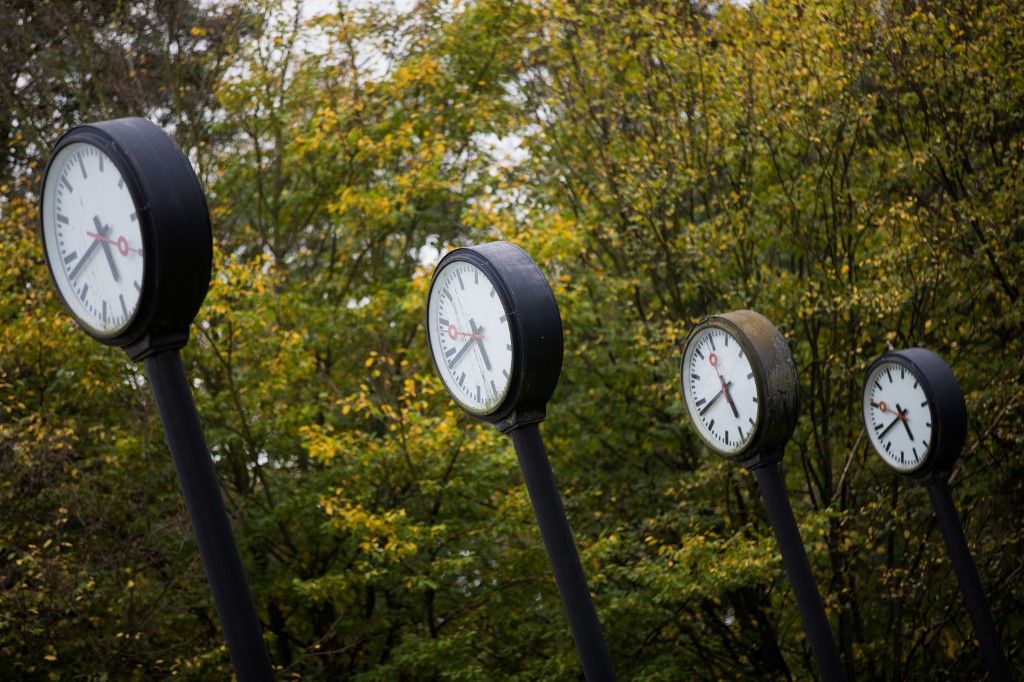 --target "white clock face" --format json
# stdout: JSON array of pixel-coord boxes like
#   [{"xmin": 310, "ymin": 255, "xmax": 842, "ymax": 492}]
[
  {"xmin": 682, "ymin": 326, "xmax": 760, "ymax": 454},
  {"xmin": 427, "ymin": 260, "xmax": 514, "ymax": 415},
  {"xmin": 41, "ymin": 142, "xmax": 145, "ymax": 337},
  {"xmin": 863, "ymin": 361, "xmax": 934, "ymax": 472}
]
